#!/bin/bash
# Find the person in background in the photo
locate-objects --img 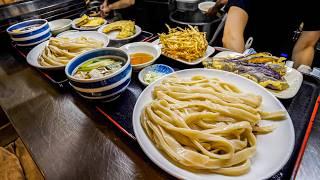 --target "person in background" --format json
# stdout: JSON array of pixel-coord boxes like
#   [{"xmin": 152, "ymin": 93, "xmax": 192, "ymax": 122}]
[
  {"xmin": 292, "ymin": 31, "xmax": 320, "ymax": 70},
  {"xmin": 100, "ymin": 0, "xmax": 135, "ymax": 17},
  {"xmin": 206, "ymin": 0, "xmax": 228, "ymax": 17},
  {"xmin": 222, "ymin": 0, "xmax": 320, "ymax": 72}
]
